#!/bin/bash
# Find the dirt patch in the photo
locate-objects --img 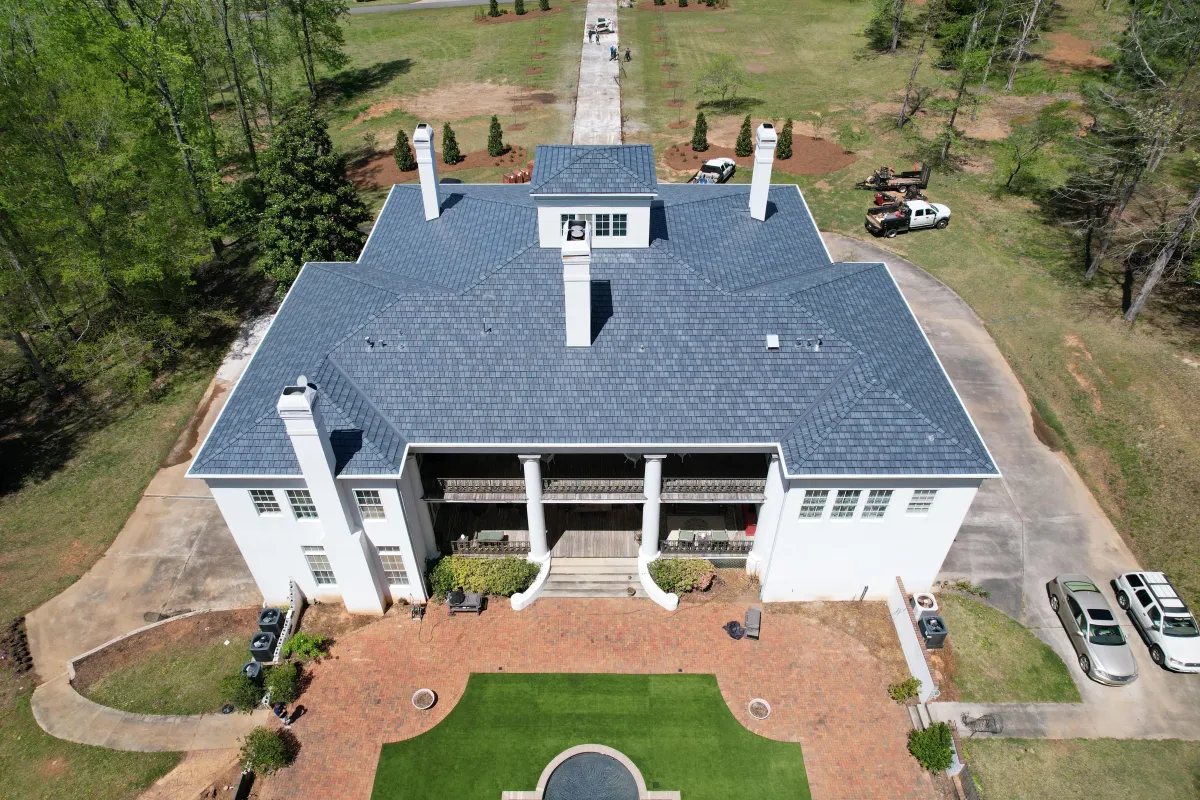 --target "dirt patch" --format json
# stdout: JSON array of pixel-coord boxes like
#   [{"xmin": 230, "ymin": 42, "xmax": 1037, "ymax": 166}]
[
  {"xmin": 298, "ymin": 602, "xmax": 384, "ymax": 641},
  {"xmin": 655, "ymin": 50, "xmax": 670, "ymax": 57},
  {"xmin": 677, "ymin": 568, "xmax": 760, "ymax": 604},
  {"xmin": 661, "ymin": 81, "xmax": 678, "ymax": 88},
  {"xmin": 744, "ymin": 61, "xmax": 766, "ymax": 73},
  {"xmin": 959, "ymin": 93, "xmax": 1082, "ymax": 141},
  {"xmin": 162, "ymin": 383, "xmax": 224, "ymax": 467},
  {"xmin": 529, "ymin": 53, "xmax": 545, "ymax": 59},
  {"xmin": 706, "ymin": 27, "xmax": 726, "ymax": 32},
  {"xmin": 667, "ymin": 100, "xmax": 684, "ymax": 108},
  {"xmin": 1031, "ymin": 406, "xmax": 1063, "ymax": 452},
  {"xmin": 664, "ymin": 135, "xmax": 855, "ymax": 175},
  {"xmin": 768, "ymin": 601, "xmax": 909, "ymax": 683},
  {"xmin": 348, "ymin": 83, "xmax": 554, "ymax": 127},
  {"xmin": 1065, "ymin": 333, "xmax": 1104, "ymax": 412},
  {"xmin": 525, "ymin": 67, "xmax": 543, "ymax": 74},
  {"xmin": 668, "ymin": 120, "xmax": 689, "ymax": 129},
  {"xmin": 636, "ymin": 0, "xmax": 725, "ymax": 9},
  {"xmin": 350, "ymin": 146, "xmax": 531, "ymax": 189},
  {"xmin": 472, "ymin": 6, "xmax": 562, "ymax": 24},
  {"xmin": 39, "ymin": 758, "xmax": 67, "ymax": 780},
  {"xmin": 660, "ymin": 64, "xmax": 675, "ymax": 70},
  {"xmin": 58, "ymin": 538, "xmax": 93, "ymax": 575},
  {"xmin": 72, "ymin": 608, "xmax": 258, "ymax": 693},
  {"xmin": 813, "ymin": 179, "xmax": 833, "ymax": 191},
  {"xmin": 508, "ymin": 123, "xmax": 526, "ymax": 131},
  {"xmin": 1043, "ymin": 31, "xmax": 1111, "ymax": 70},
  {"xmin": 752, "ymin": 48, "xmax": 773, "ymax": 55}
]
